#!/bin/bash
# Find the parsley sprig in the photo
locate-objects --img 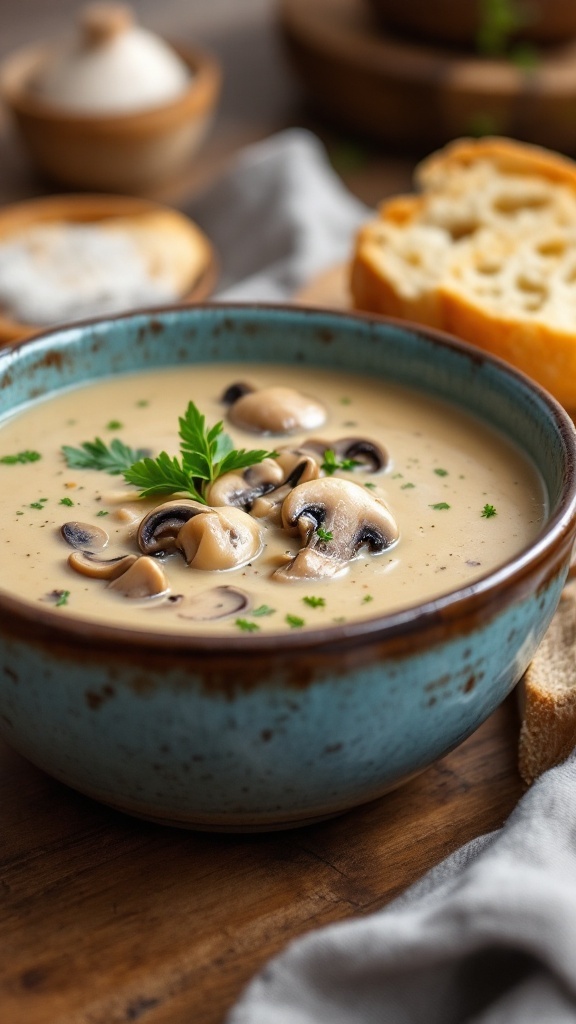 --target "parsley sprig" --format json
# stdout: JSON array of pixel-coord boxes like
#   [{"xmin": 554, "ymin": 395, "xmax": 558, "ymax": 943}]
[{"xmin": 63, "ymin": 402, "xmax": 276, "ymax": 504}]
